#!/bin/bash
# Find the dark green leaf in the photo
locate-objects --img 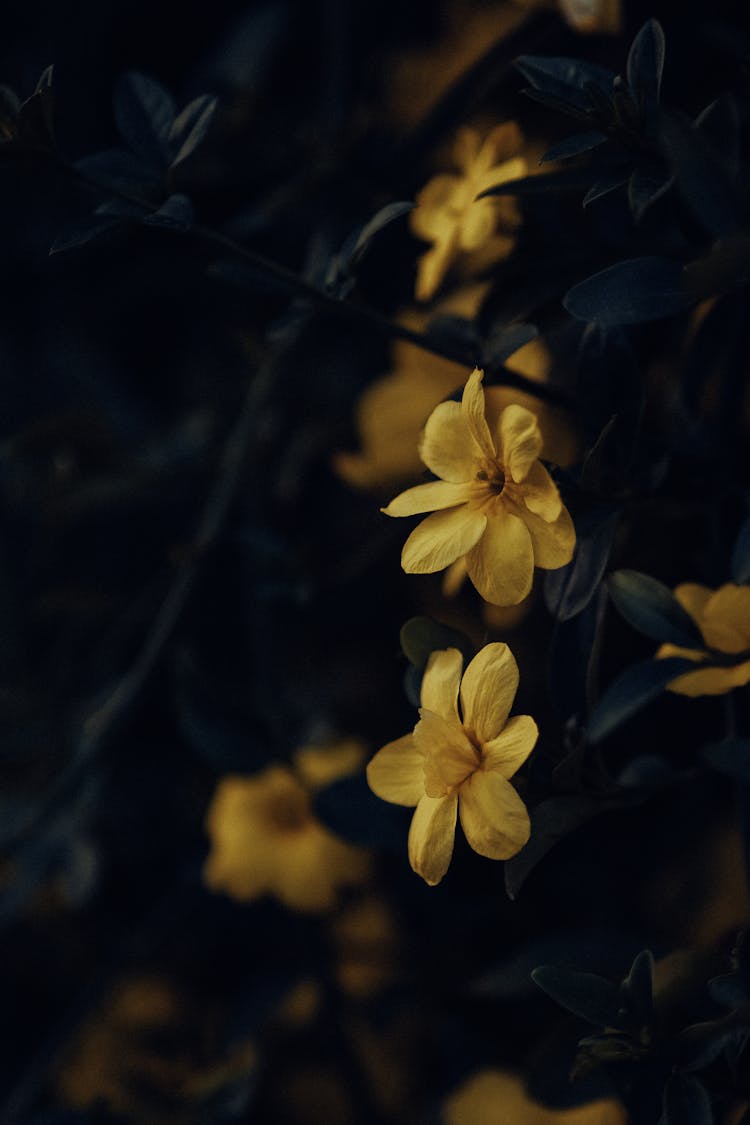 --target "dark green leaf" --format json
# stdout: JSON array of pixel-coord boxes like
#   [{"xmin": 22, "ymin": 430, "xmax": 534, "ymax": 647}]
[
  {"xmin": 608, "ymin": 570, "xmax": 704, "ymax": 646},
  {"xmin": 114, "ymin": 71, "xmax": 175, "ymax": 167},
  {"xmin": 169, "ymin": 93, "xmax": 218, "ymax": 166},
  {"xmin": 588, "ymin": 657, "xmax": 697, "ymax": 744},
  {"xmin": 515, "ymin": 55, "xmax": 614, "ymax": 111},
  {"xmin": 541, "ymin": 132, "xmax": 608, "ymax": 164},
  {"xmin": 478, "ymin": 166, "xmax": 595, "ymax": 199},
  {"xmin": 626, "ymin": 20, "xmax": 665, "ymax": 129},
  {"xmin": 545, "ymin": 508, "xmax": 621, "ymax": 622},
  {"xmin": 399, "ymin": 616, "xmax": 474, "ymax": 670},
  {"xmin": 531, "ymin": 964, "xmax": 623, "ymax": 1028},
  {"xmin": 482, "ymin": 322, "xmax": 538, "ymax": 371},
  {"xmin": 505, "ymin": 791, "xmax": 618, "ymax": 898},
  {"xmin": 142, "ymin": 192, "xmax": 194, "ymax": 229},
  {"xmin": 659, "ymin": 108, "xmax": 740, "ymax": 239},
  {"xmin": 582, "ymin": 169, "xmax": 630, "ymax": 207},
  {"xmin": 348, "ymin": 201, "xmax": 415, "ymax": 268},
  {"xmin": 620, "ymin": 949, "xmax": 654, "ymax": 1026},
  {"xmin": 49, "ymin": 217, "xmax": 124, "ymax": 255},
  {"xmin": 628, "ymin": 163, "xmax": 673, "ymax": 222},
  {"xmin": 76, "ymin": 148, "xmax": 163, "ymax": 195},
  {"xmin": 709, "ymin": 973, "xmax": 749, "ymax": 1008},
  {"xmin": 695, "ymin": 95, "xmax": 741, "ymax": 176},
  {"xmin": 564, "ymin": 258, "xmax": 687, "ymax": 326},
  {"xmin": 700, "ymin": 739, "xmax": 750, "ymax": 781},
  {"xmin": 423, "ymin": 314, "xmax": 479, "ymax": 364},
  {"xmin": 732, "ymin": 512, "xmax": 750, "ymax": 583},
  {"xmin": 660, "ymin": 1074, "xmax": 714, "ymax": 1125}
]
